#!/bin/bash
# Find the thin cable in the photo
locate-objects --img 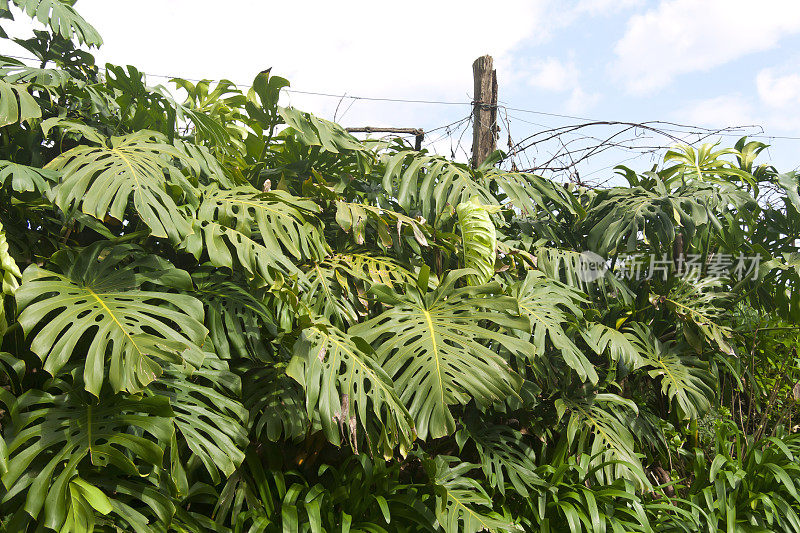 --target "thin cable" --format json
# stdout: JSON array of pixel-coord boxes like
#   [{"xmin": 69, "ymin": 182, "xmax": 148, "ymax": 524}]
[{"xmin": 7, "ymin": 52, "xmax": 800, "ymax": 142}]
